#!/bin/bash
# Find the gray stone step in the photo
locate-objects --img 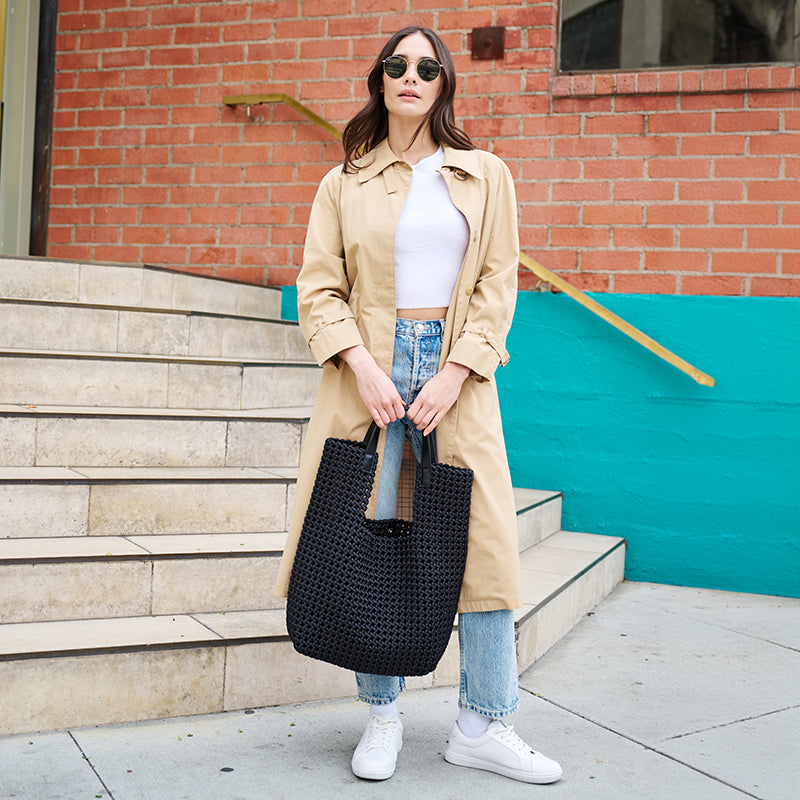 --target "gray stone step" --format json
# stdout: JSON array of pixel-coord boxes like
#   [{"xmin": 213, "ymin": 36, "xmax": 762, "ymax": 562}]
[
  {"xmin": 0, "ymin": 299, "xmax": 311, "ymax": 361},
  {"xmin": 0, "ymin": 349, "xmax": 321, "ymax": 409},
  {"xmin": 0, "ymin": 490, "xmax": 563, "ymax": 620},
  {"xmin": 0, "ymin": 404, "xmax": 311, "ymax": 467},
  {"xmin": 0, "ymin": 533, "xmax": 287, "ymax": 623},
  {"xmin": 0, "ymin": 466, "xmax": 297, "ymax": 538},
  {"xmin": 515, "ymin": 488, "xmax": 563, "ymax": 551},
  {"xmin": 0, "ymin": 530, "xmax": 625, "ymax": 735},
  {"xmin": 0, "ymin": 256, "xmax": 282, "ymax": 318}
]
